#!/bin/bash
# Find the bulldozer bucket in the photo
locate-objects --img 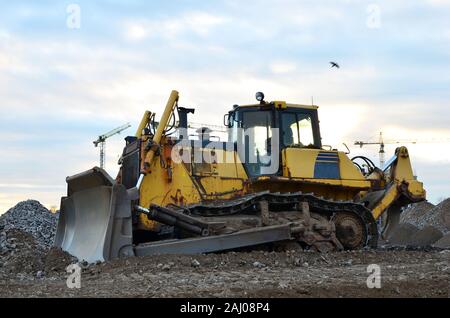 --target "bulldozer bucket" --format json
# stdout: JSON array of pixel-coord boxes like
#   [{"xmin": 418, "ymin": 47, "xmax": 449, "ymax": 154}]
[{"xmin": 54, "ymin": 167, "xmax": 134, "ymax": 263}]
